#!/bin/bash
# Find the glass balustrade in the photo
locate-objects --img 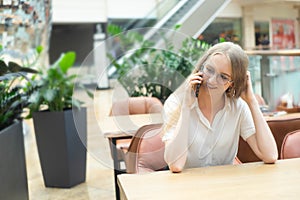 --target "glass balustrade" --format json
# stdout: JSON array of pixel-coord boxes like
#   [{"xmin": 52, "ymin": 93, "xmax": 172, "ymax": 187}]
[{"xmin": 247, "ymin": 50, "xmax": 300, "ymax": 111}]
